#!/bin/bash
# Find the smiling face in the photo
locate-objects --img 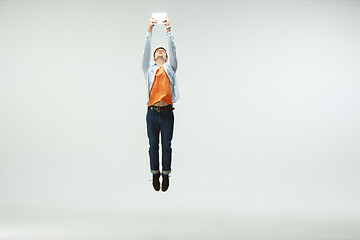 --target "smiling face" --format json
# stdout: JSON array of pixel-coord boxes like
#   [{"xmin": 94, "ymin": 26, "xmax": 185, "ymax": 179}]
[{"xmin": 153, "ymin": 47, "xmax": 168, "ymax": 62}]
